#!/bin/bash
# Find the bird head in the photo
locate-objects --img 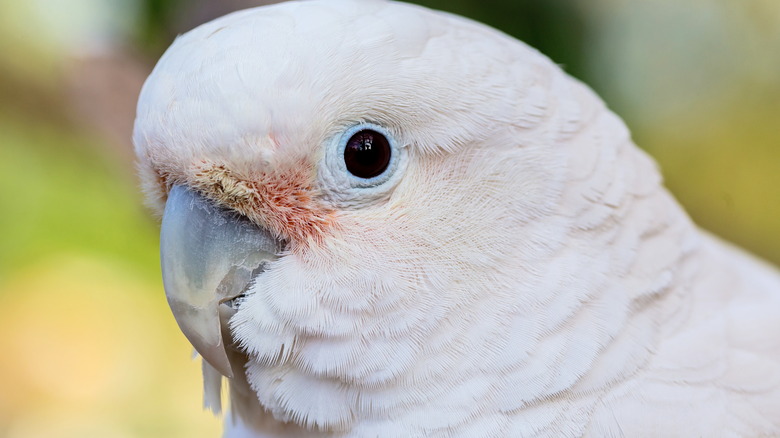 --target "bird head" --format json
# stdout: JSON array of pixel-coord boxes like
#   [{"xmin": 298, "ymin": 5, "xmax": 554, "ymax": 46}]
[{"xmin": 134, "ymin": 0, "xmax": 671, "ymax": 431}]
